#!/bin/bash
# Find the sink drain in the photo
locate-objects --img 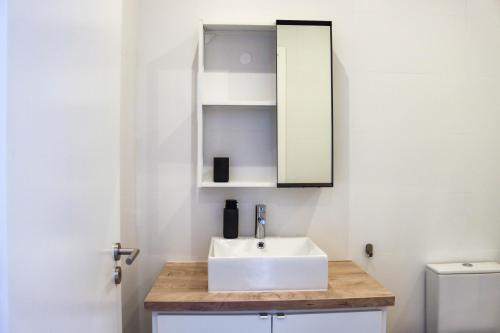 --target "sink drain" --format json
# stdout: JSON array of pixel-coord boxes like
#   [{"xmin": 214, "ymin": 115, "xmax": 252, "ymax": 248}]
[{"xmin": 257, "ymin": 241, "xmax": 265, "ymax": 249}]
